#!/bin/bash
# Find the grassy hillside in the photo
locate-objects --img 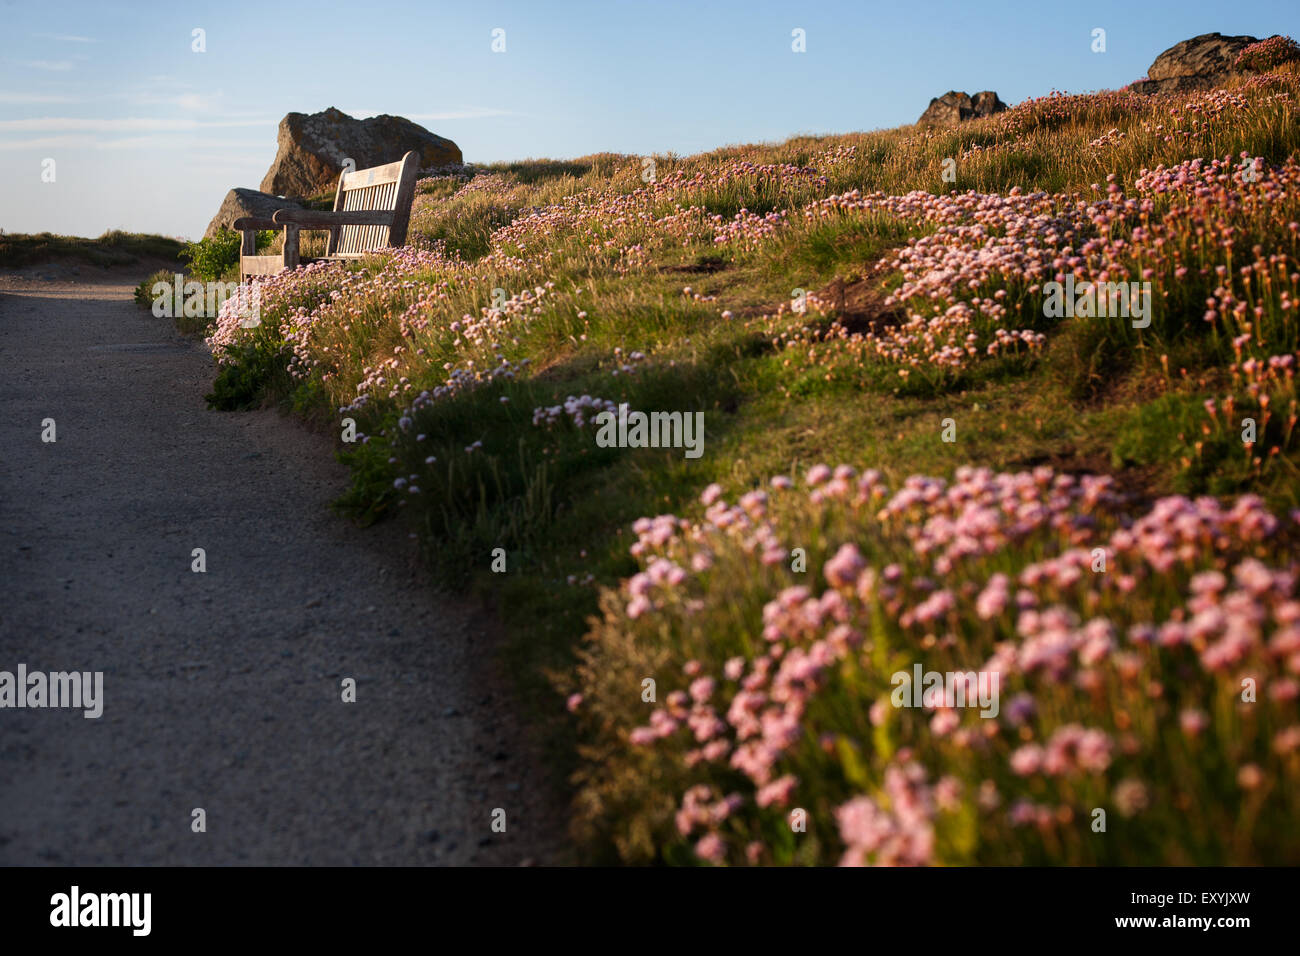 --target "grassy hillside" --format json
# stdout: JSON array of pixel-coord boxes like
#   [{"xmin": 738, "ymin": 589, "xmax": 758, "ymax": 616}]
[
  {"xmin": 0, "ymin": 230, "xmax": 186, "ymax": 269},
  {"xmin": 202, "ymin": 63, "xmax": 1300, "ymax": 864}
]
